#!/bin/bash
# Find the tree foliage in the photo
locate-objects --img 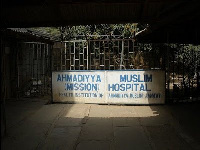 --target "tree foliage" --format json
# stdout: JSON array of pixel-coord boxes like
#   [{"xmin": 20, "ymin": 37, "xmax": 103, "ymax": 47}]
[{"xmin": 33, "ymin": 23, "xmax": 139, "ymax": 41}]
